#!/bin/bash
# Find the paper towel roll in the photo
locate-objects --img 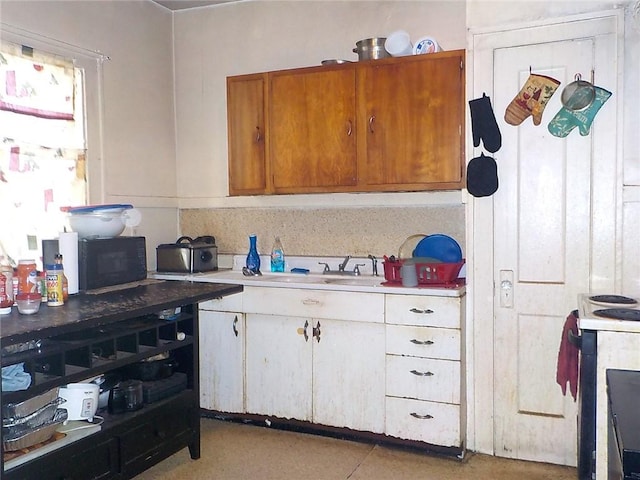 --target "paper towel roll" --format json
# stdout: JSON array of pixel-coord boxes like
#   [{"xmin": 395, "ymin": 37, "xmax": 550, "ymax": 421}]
[
  {"xmin": 58, "ymin": 231, "xmax": 79, "ymax": 295},
  {"xmin": 413, "ymin": 36, "xmax": 442, "ymax": 55}
]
